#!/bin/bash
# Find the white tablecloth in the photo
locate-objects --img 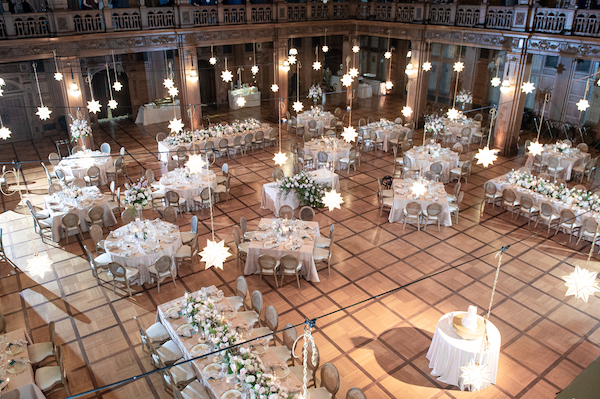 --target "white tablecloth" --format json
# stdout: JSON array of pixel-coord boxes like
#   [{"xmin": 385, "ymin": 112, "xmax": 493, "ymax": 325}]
[
  {"xmin": 135, "ymin": 102, "xmax": 181, "ymax": 126},
  {"xmin": 44, "ymin": 192, "xmax": 117, "ymax": 242},
  {"xmin": 426, "ymin": 312, "xmax": 500, "ymax": 391},
  {"xmin": 357, "ymin": 83, "xmax": 373, "ymax": 99},
  {"xmin": 359, "ymin": 121, "xmax": 407, "ymax": 152},
  {"xmin": 405, "ymin": 147, "xmax": 460, "ymax": 183},
  {"xmin": 304, "ymin": 139, "xmax": 351, "ymax": 170},
  {"xmin": 105, "ymin": 219, "xmax": 182, "ymax": 284},
  {"xmin": 228, "ymin": 87, "xmax": 261, "ymax": 110},
  {"xmin": 443, "ymin": 118, "xmax": 481, "ymax": 144},
  {"xmin": 363, "ymin": 78, "xmax": 386, "ymax": 95},
  {"xmin": 261, "ymin": 183, "xmax": 300, "ymax": 216},
  {"xmin": 244, "ymin": 218, "xmax": 321, "ymax": 282},
  {"xmin": 1, "ymin": 329, "xmax": 44, "ymax": 399},
  {"xmin": 524, "ymin": 150, "xmax": 590, "ymax": 181},
  {"xmin": 157, "ymin": 170, "xmax": 217, "ymax": 212},
  {"xmin": 58, "ymin": 151, "xmax": 113, "ymax": 186},
  {"xmin": 297, "ymin": 112, "xmax": 334, "ymax": 137},
  {"xmin": 388, "ymin": 180, "xmax": 452, "ymax": 226},
  {"xmin": 307, "ymin": 169, "xmax": 340, "ymax": 192}
]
